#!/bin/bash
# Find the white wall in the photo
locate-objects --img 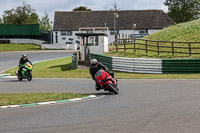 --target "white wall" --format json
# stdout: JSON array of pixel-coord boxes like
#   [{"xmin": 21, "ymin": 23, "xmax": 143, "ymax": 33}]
[
  {"xmin": 107, "ymin": 29, "xmax": 161, "ymax": 44},
  {"xmin": 3, "ymin": 39, "xmax": 44, "ymax": 45},
  {"xmin": 89, "ymin": 36, "xmax": 108, "ymax": 54},
  {"xmin": 53, "ymin": 29, "xmax": 161, "ymax": 45},
  {"xmin": 53, "ymin": 31, "xmax": 80, "ymax": 45}
]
